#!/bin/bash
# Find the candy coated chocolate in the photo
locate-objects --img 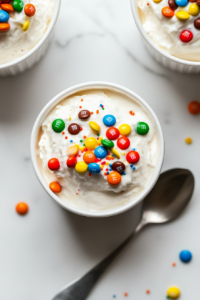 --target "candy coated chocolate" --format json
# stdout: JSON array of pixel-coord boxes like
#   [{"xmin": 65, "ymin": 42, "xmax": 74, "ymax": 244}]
[
  {"xmin": 68, "ymin": 123, "xmax": 80, "ymax": 135},
  {"xmin": 194, "ymin": 17, "xmax": 200, "ymax": 29},
  {"xmin": 168, "ymin": 0, "xmax": 178, "ymax": 10},
  {"xmin": 197, "ymin": 0, "xmax": 200, "ymax": 5},
  {"xmin": 112, "ymin": 161, "xmax": 125, "ymax": 174},
  {"xmin": 78, "ymin": 110, "xmax": 91, "ymax": 120}
]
